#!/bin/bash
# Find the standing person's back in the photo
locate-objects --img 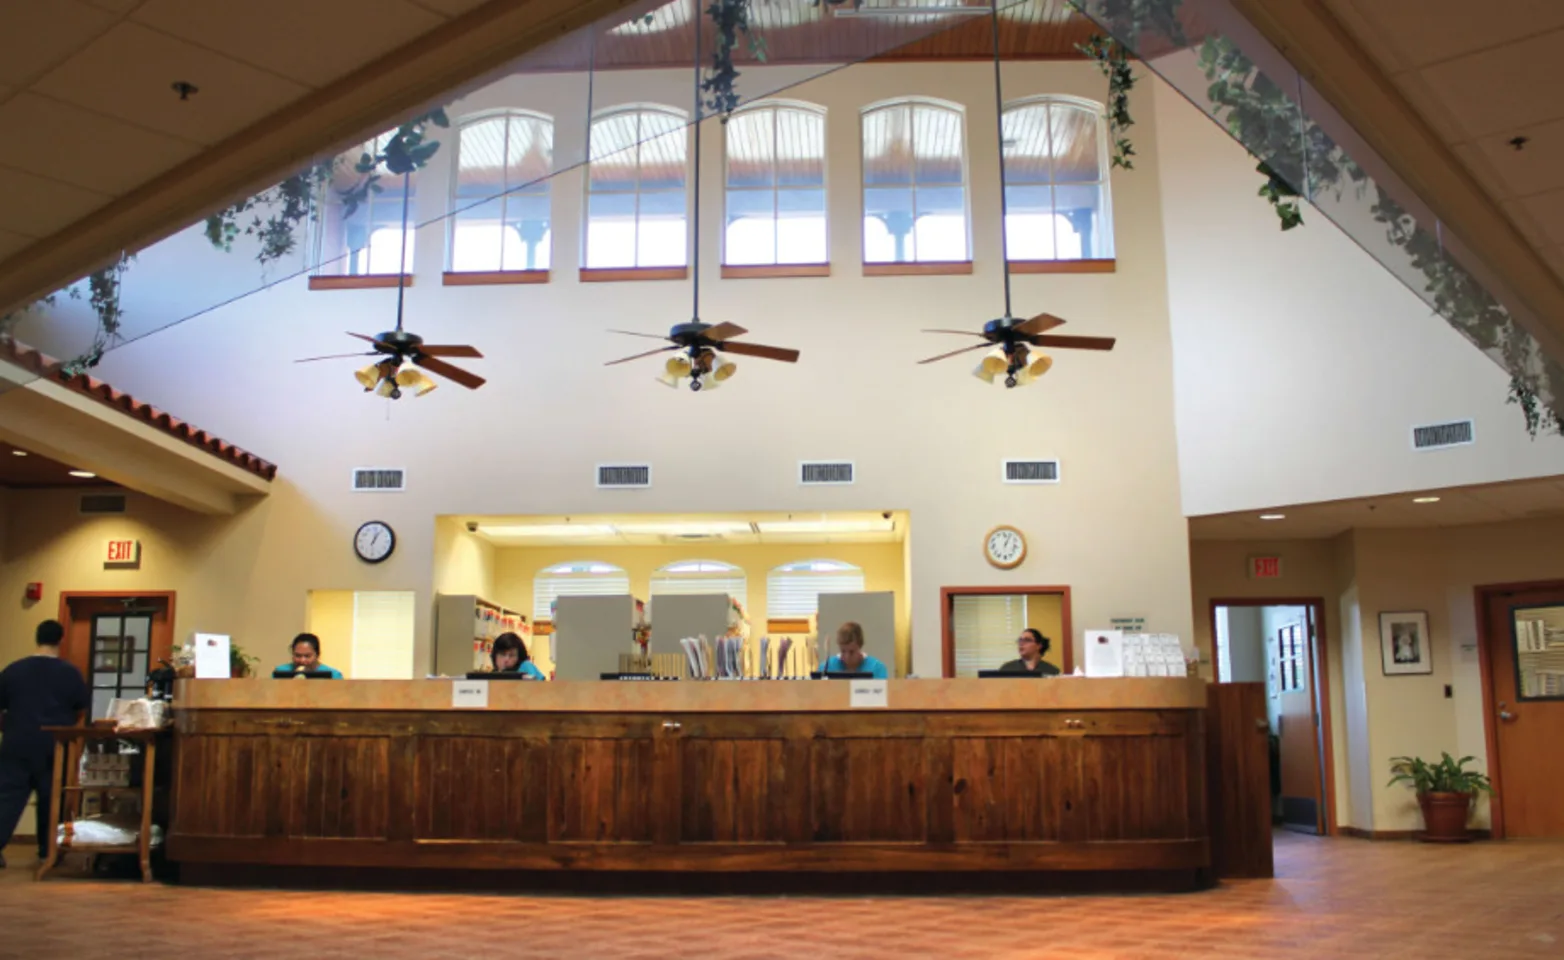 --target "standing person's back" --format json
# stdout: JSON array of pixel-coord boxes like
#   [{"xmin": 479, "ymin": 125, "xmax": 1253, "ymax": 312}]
[{"xmin": 0, "ymin": 620, "xmax": 89, "ymax": 868}]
